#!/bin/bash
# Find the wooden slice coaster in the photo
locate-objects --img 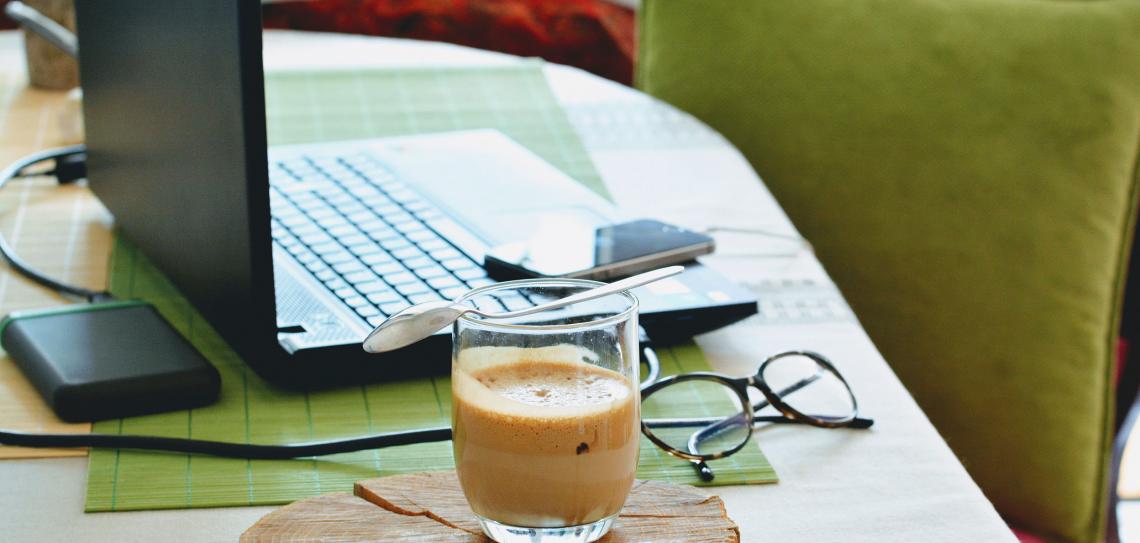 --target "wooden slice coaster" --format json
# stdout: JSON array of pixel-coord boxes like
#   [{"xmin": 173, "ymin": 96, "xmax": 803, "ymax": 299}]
[{"xmin": 241, "ymin": 471, "xmax": 739, "ymax": 542}]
